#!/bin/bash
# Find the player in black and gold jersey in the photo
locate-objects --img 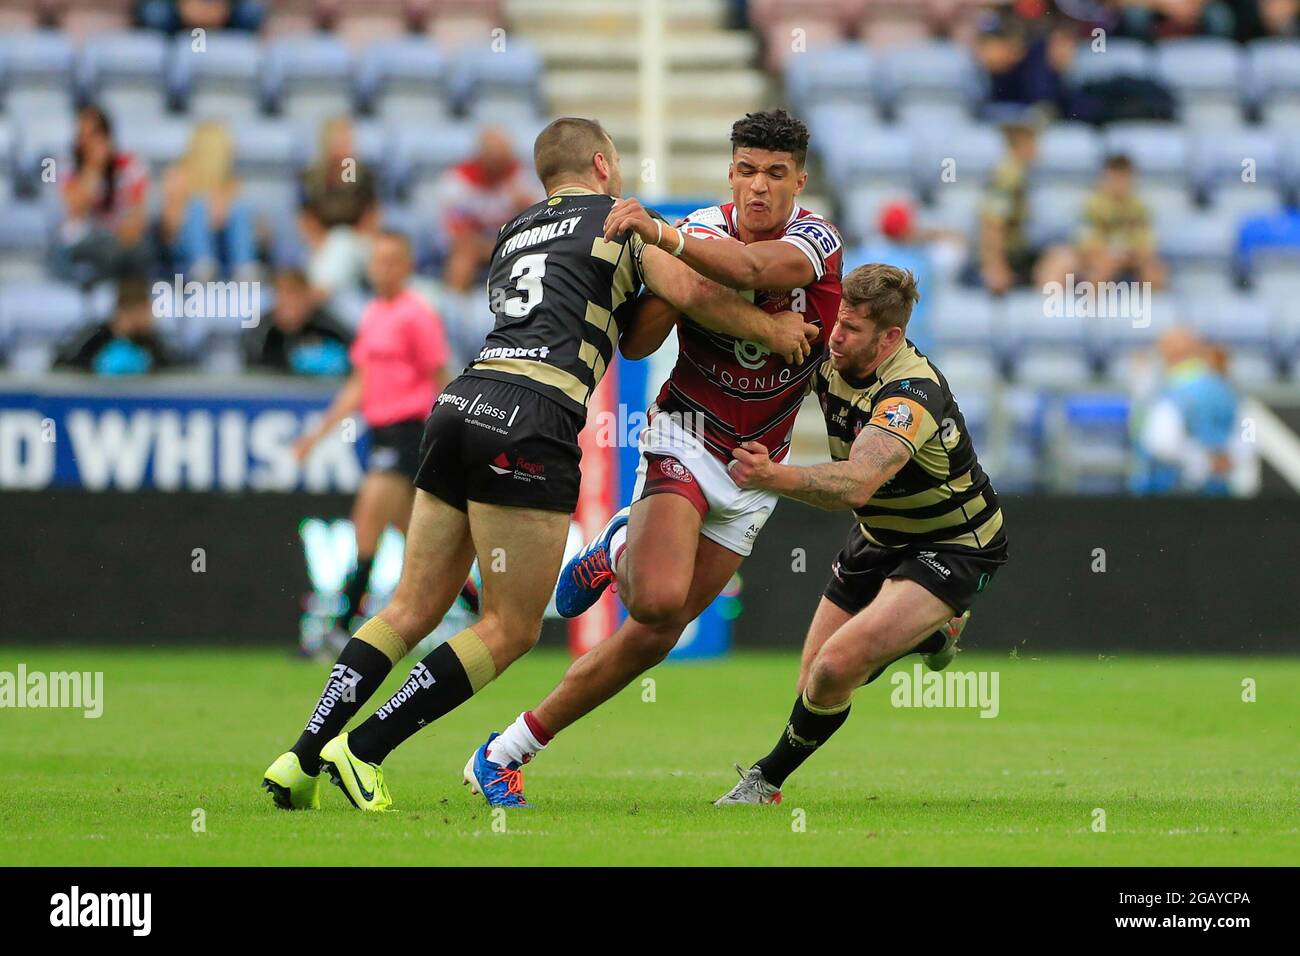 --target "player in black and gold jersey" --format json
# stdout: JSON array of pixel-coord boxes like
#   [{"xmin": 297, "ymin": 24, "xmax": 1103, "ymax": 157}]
[
  {"xmin": 715, "ymin": 263, "xmax": 1009, "ymax": 805},
  {"xmin": 263, "ymin": 117, "xmax": 818, "ymax": 812}
]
